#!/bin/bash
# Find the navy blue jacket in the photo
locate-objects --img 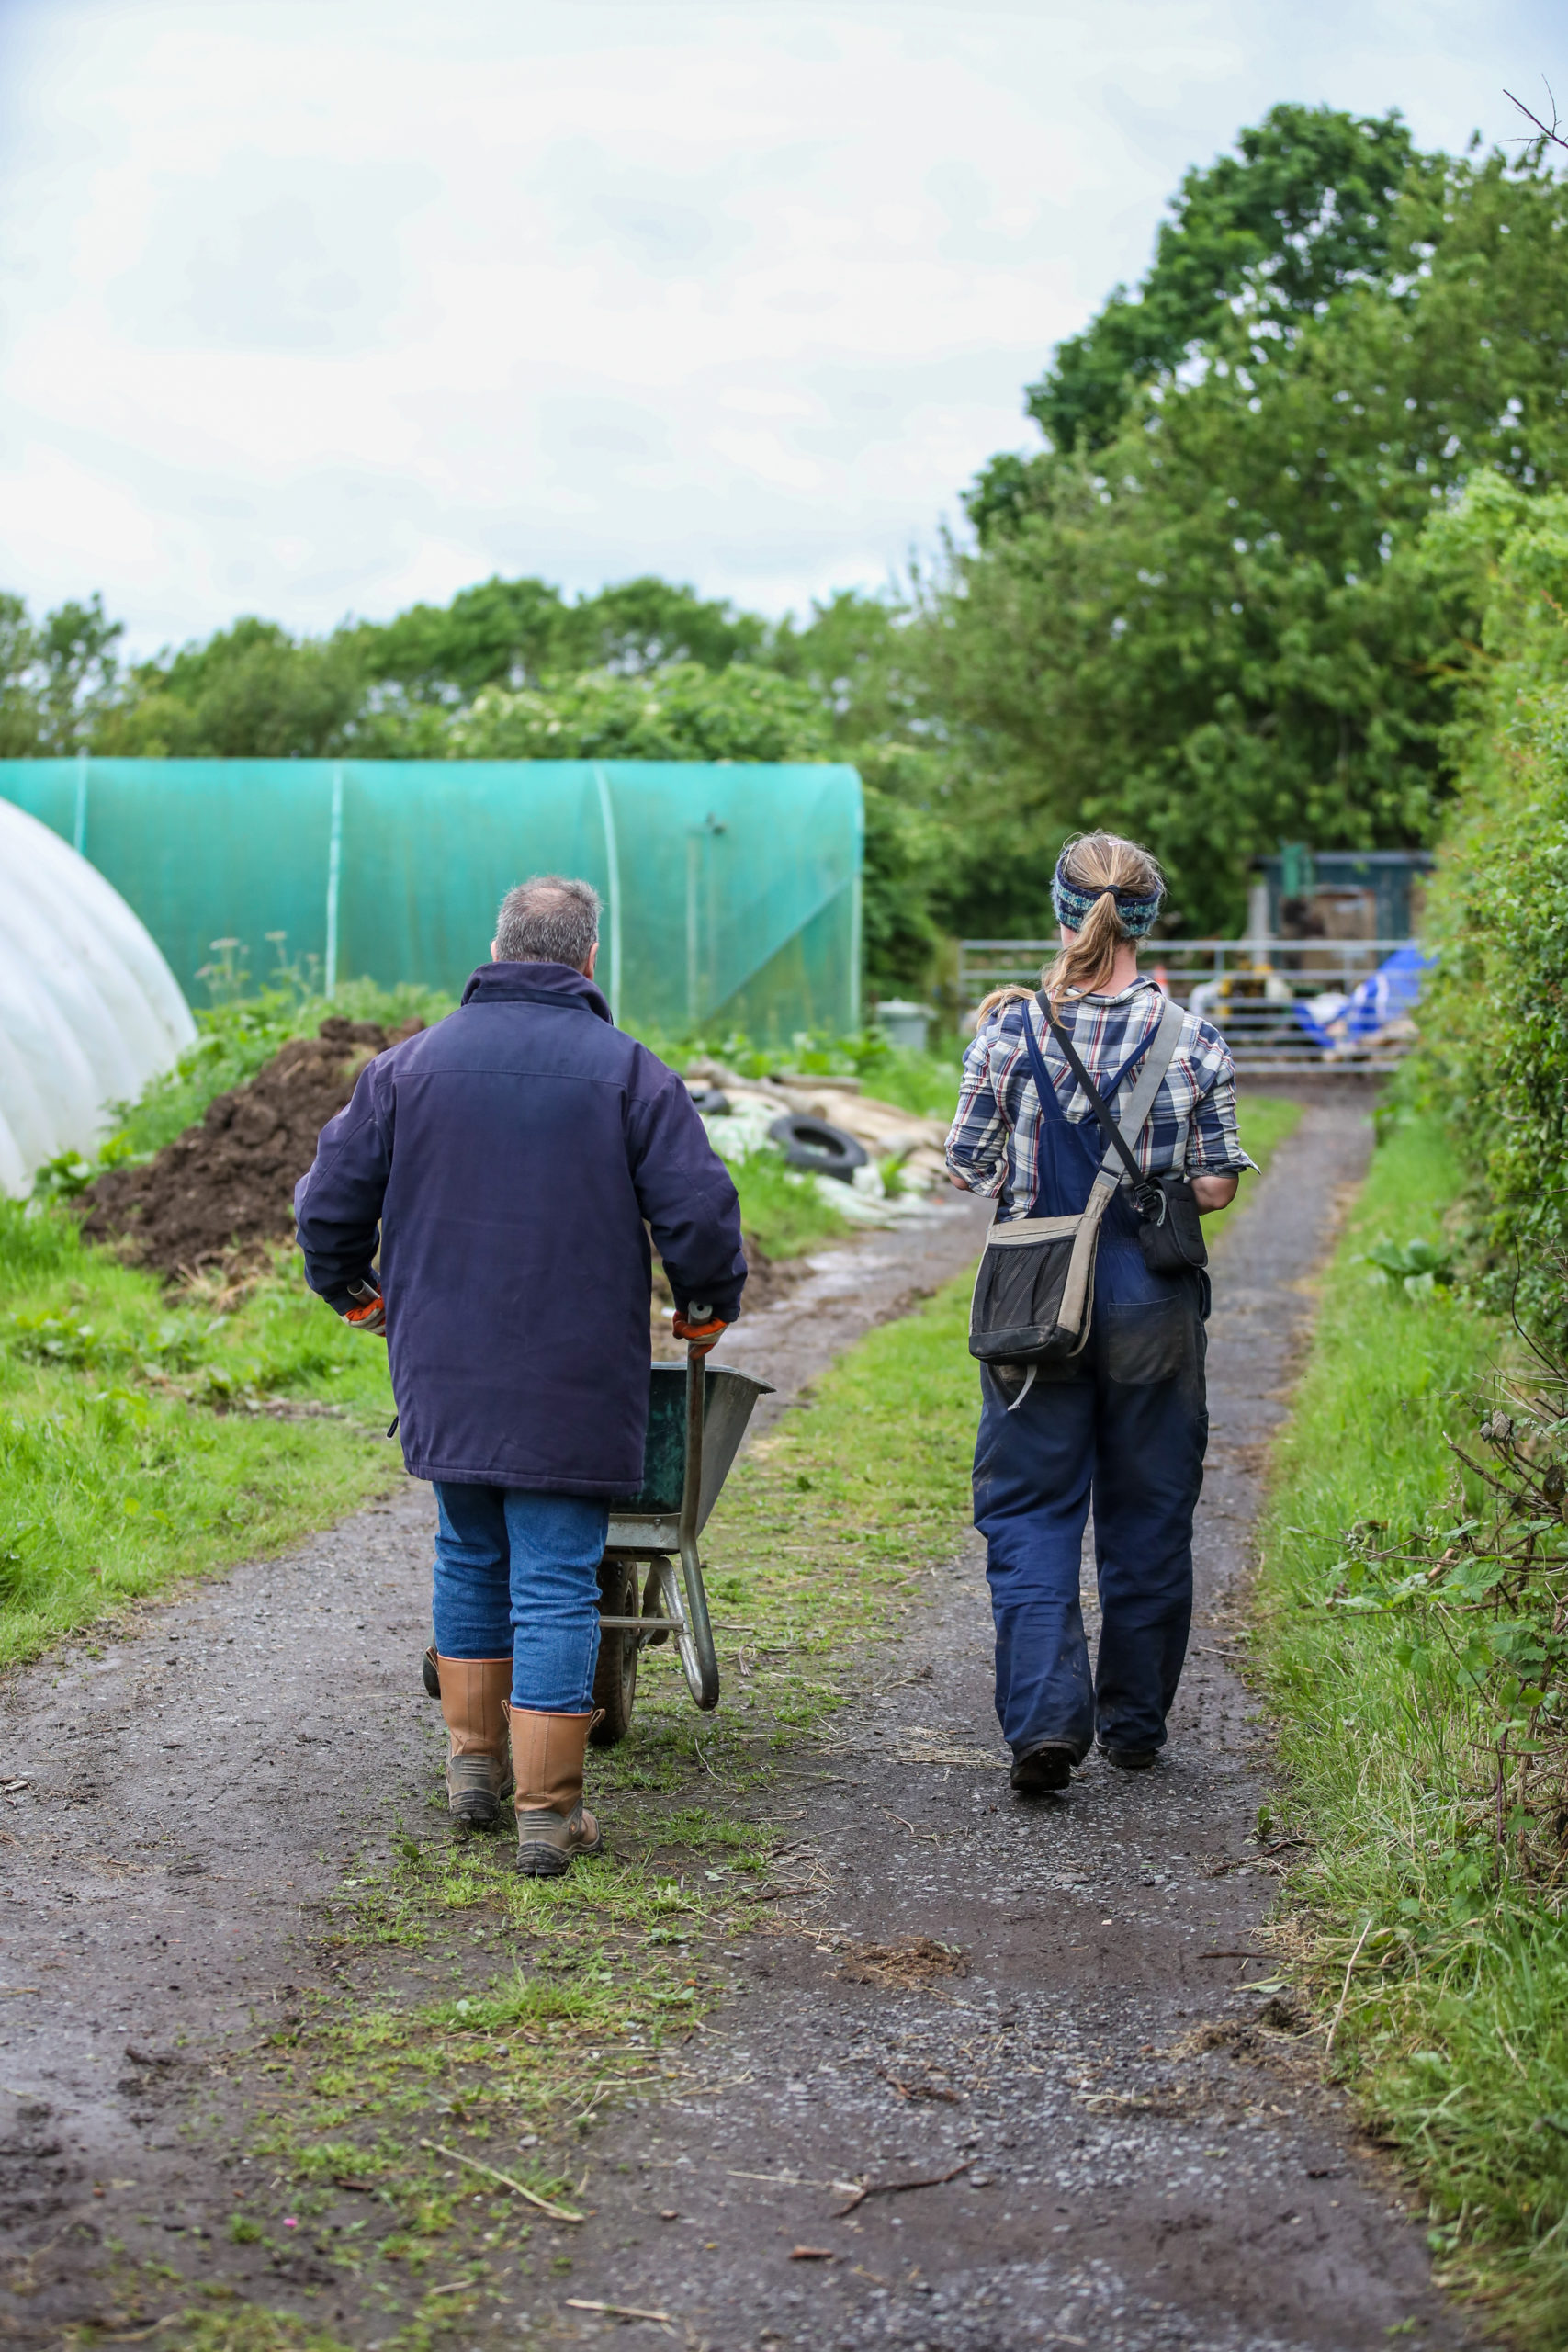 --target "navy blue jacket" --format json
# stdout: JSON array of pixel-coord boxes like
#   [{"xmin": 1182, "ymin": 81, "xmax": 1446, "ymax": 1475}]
[{"xmin": 292, "ymin": 962, "xmax": 746, "ymax": 1497}]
